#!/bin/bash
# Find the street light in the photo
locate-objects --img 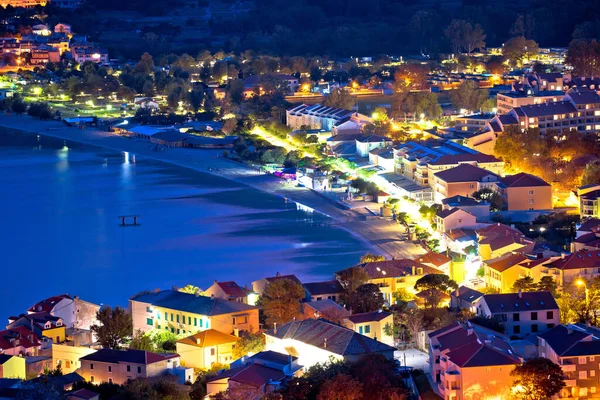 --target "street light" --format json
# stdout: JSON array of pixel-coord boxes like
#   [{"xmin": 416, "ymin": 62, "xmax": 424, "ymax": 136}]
[{"xmin": 576, "ymin": 279, "xmax": 590, "ymax": 322}]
